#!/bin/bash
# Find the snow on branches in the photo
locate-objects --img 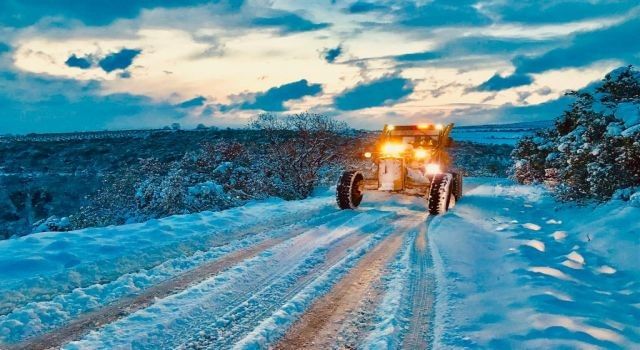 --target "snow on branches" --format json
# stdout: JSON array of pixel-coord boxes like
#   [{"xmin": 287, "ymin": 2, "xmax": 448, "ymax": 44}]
[{"xmin": 511, "ymin": 66, "xmax": 640, "ymax": 202}]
